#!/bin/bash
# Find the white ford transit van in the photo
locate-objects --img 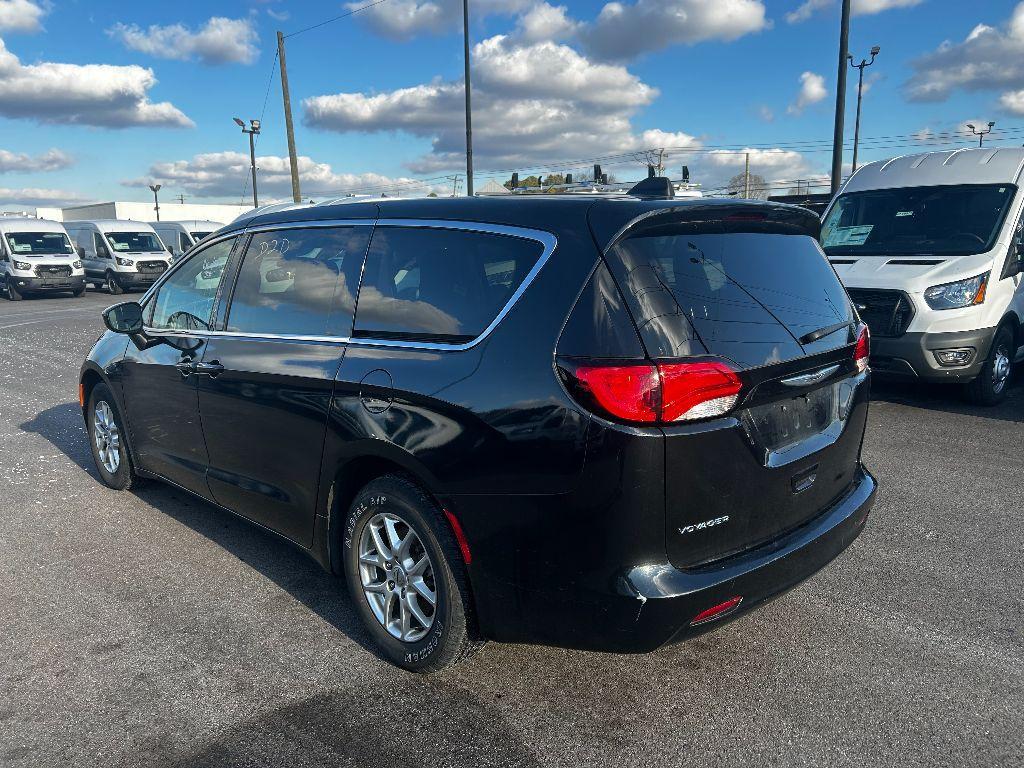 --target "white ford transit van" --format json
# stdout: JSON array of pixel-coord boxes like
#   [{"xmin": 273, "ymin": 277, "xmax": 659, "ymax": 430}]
[
  {"xmin": 0, "ymin": 217, "xmax": 85, "ymax": 300},
  {"xmin": 149, "ymin": 220, "xmax": 224, "ymax": 260},
  {"xmin": 821, "ymin": 147, "xmax": 1024, "ymax": 404},
  {"xmin": 63, "ymin": 220, "xmax": 171, "ymax": 295}
]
